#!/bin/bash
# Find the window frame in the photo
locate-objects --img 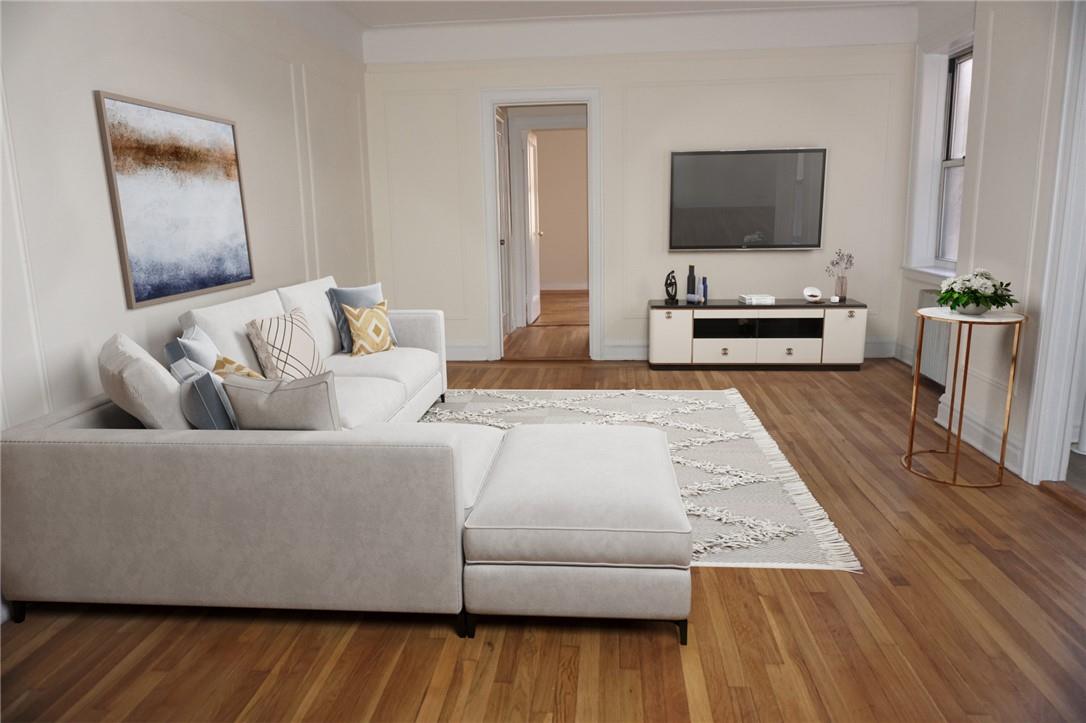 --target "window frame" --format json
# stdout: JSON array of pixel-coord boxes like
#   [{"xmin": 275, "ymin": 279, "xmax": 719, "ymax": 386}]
[{"xmin": 935, "ymin": 49, "xmax": 972, "ymax": 265}]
